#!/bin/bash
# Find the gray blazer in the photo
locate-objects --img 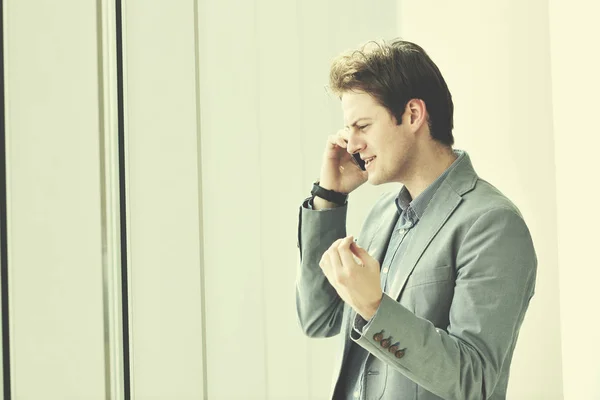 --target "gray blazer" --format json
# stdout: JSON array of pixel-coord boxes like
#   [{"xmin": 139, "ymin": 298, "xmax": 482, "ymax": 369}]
[{"xmin": 296, "ymin": 152, "xmax": 537, "ymax": 399}]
